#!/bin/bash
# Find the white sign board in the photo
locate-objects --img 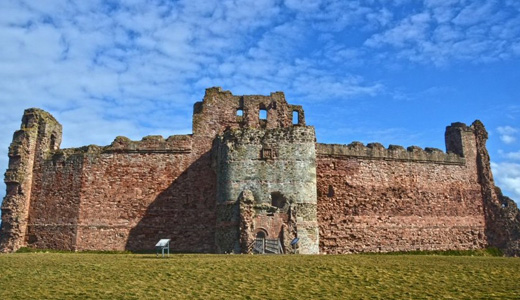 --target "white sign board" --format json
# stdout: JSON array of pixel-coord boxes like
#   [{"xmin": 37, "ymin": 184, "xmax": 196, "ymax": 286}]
[{"xmin": 156, "ymin": 239, "xmax": 171, "ymax": 247}]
